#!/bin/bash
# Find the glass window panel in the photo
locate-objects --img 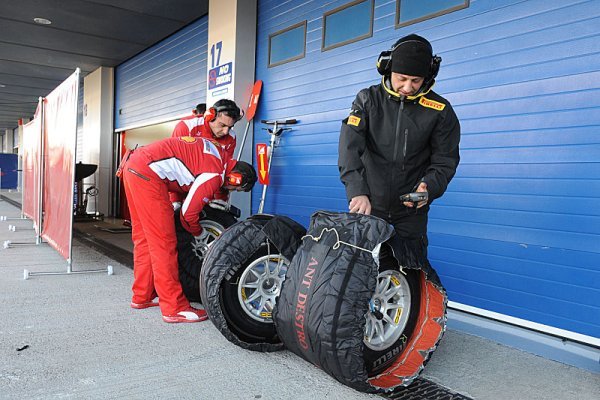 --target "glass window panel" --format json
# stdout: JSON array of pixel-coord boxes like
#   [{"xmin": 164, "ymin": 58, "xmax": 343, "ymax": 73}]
[
  {"xmin": 398, "ymin": 0, "xmax": 468, "ymax": 26},
  {"xmin": 323, "ymin": 0, "xmax": 373, "ymax": 50},
  {"xmin": 269, "ymin": 22, "xmax": 306, "ymax": 67}
]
